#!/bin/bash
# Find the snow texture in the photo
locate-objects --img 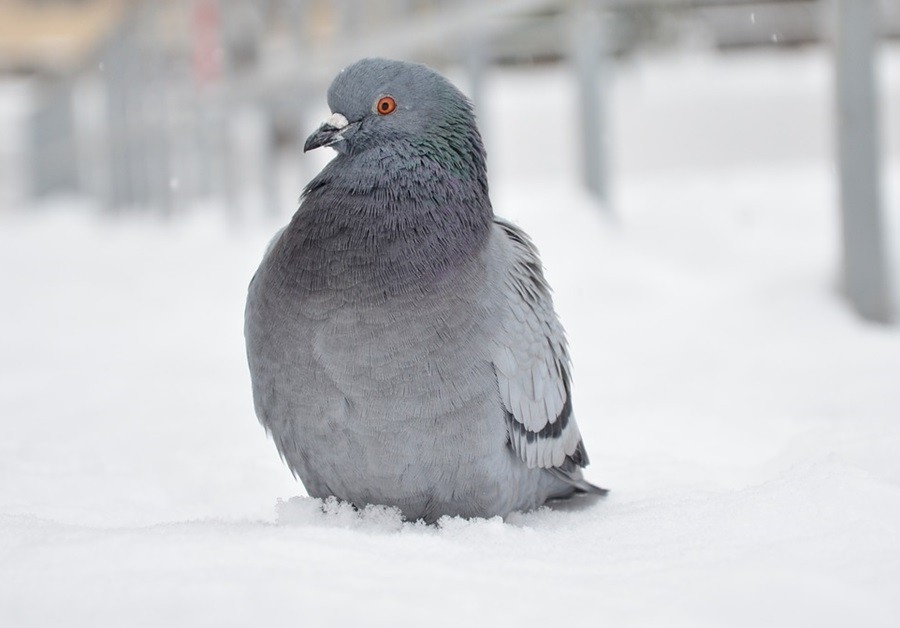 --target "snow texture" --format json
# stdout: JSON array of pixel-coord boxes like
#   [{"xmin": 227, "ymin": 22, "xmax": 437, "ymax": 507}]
[{"xmin": 2, "ymin": 47, "xmax": 900, "ymax": 627}]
